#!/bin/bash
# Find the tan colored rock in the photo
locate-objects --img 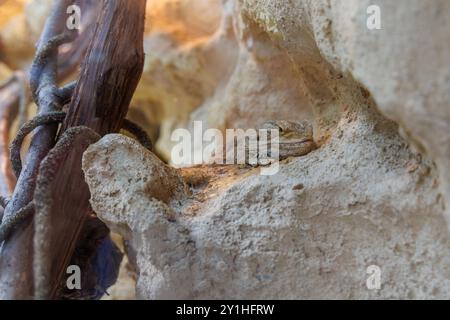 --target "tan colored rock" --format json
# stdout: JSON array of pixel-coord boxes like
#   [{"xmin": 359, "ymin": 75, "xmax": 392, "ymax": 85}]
[
  {"xmin": 144, "ymin": 0, "xmax": 223, "ymax": 43},
  {"xmin": 83, "ymin": 134, "xmax": 194, "ymax": 299},
  {"xmin": 84, "ymin": 122, "xmax": 450, "ymax": 298},
  {"xmin": 238, "ymin": 0, "xmax": 450, "ymax": 222},
  {"xmin": 82, "ymin": 134, "xmax": 188, "ymax": 219}
]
